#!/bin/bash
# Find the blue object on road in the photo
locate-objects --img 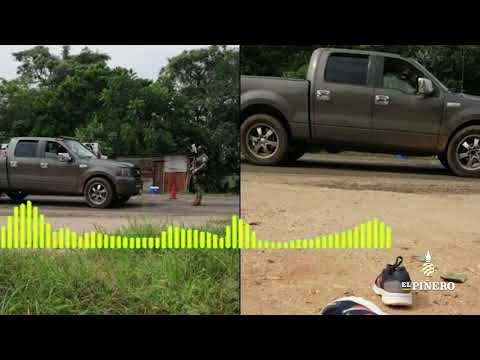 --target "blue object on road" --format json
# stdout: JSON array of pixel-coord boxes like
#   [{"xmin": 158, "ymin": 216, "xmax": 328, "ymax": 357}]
[
  {"xmin": 149, "ymin": 186, "xmax": 160, "ymax": 194},
  {"xmin": 394, "ymin": 154, "xmax": 407, "ymax": 160}
]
